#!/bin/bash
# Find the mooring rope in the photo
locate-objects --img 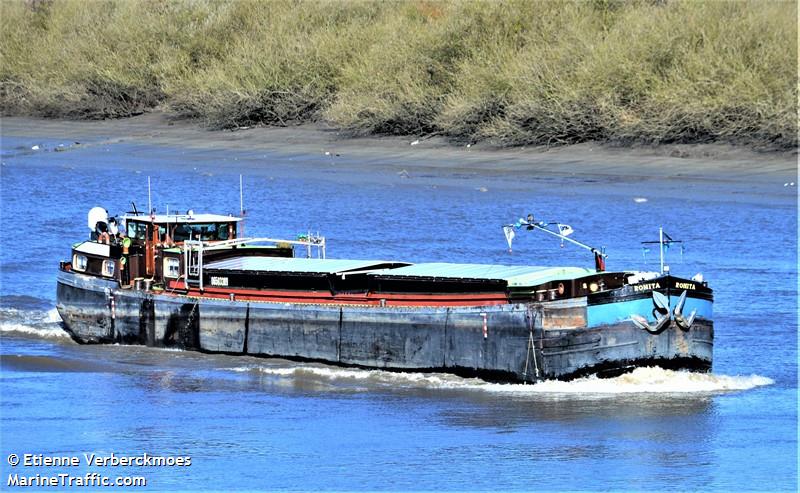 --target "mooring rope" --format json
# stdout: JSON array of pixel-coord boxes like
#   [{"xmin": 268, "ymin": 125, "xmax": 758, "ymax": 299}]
[
  {"xmin": 523, "ymin": 306, "xmax": 540, "ymax": 382},
  {"xmin": 165, "ymin": 274, "xmax": 187, "ymax": 295}
]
